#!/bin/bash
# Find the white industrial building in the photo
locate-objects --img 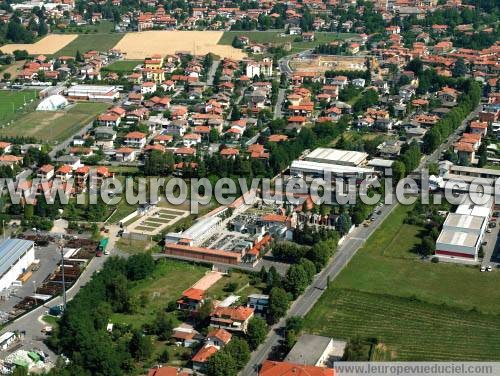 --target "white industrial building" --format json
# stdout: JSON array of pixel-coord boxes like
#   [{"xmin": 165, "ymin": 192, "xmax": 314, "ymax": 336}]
[
  {"xmin": 66, "ymin": 85, "xmax": 120, "ymax": 101},
  {"xmin": 290, "ymin": 148, "xmax": 376, "ymax": 181},
  {"xmin": 36, "ymin": 94, "xmax": 69, "ymax": 111},
  {"xmin": 305, "ymin": 148, "xmax": 369, "ymax": 167},
  {"xmin": 0, "ymin": 239, "xmax": 35, "ymax": 291},
  {"xmin": 165, "ymin": 215, "xmax": 223, "ymax": 246},
  {"xmin": 435, "ymin": 197, "xmax": 492, "ymax": 262}
]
